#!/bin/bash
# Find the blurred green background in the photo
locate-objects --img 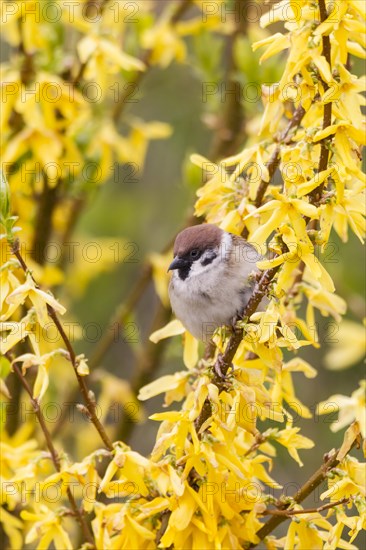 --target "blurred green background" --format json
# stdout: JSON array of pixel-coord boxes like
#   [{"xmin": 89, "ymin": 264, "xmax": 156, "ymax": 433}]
[{"xmin": 1, "ymin": 3, "xmax": 364, "ymax": 539}]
